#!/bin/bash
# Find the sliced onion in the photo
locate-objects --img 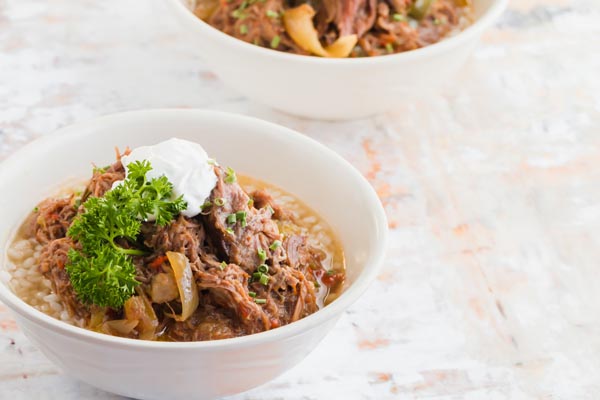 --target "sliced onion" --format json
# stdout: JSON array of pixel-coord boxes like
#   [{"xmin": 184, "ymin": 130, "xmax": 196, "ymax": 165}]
[
  {"xmin": 193, "ymin": 0, "xmax": 219, "ymax": 20},
  {"xmin": 283, "ymin": 4, "xmax": 357, "ymax": 58},
  {"xmin": 124, "ymin": 289, "xmax": 159, "ymax": 340},
  {"xmin": 89, "ymin": 308, "xmax": 107, "ymax": 331},
  {"xmin": 165, "ymin": 251, "xmax": 200, "ymax": 322},
  {"xmin": 102, "ymin": 319, "xmax": 139, "ymax": 336}
]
